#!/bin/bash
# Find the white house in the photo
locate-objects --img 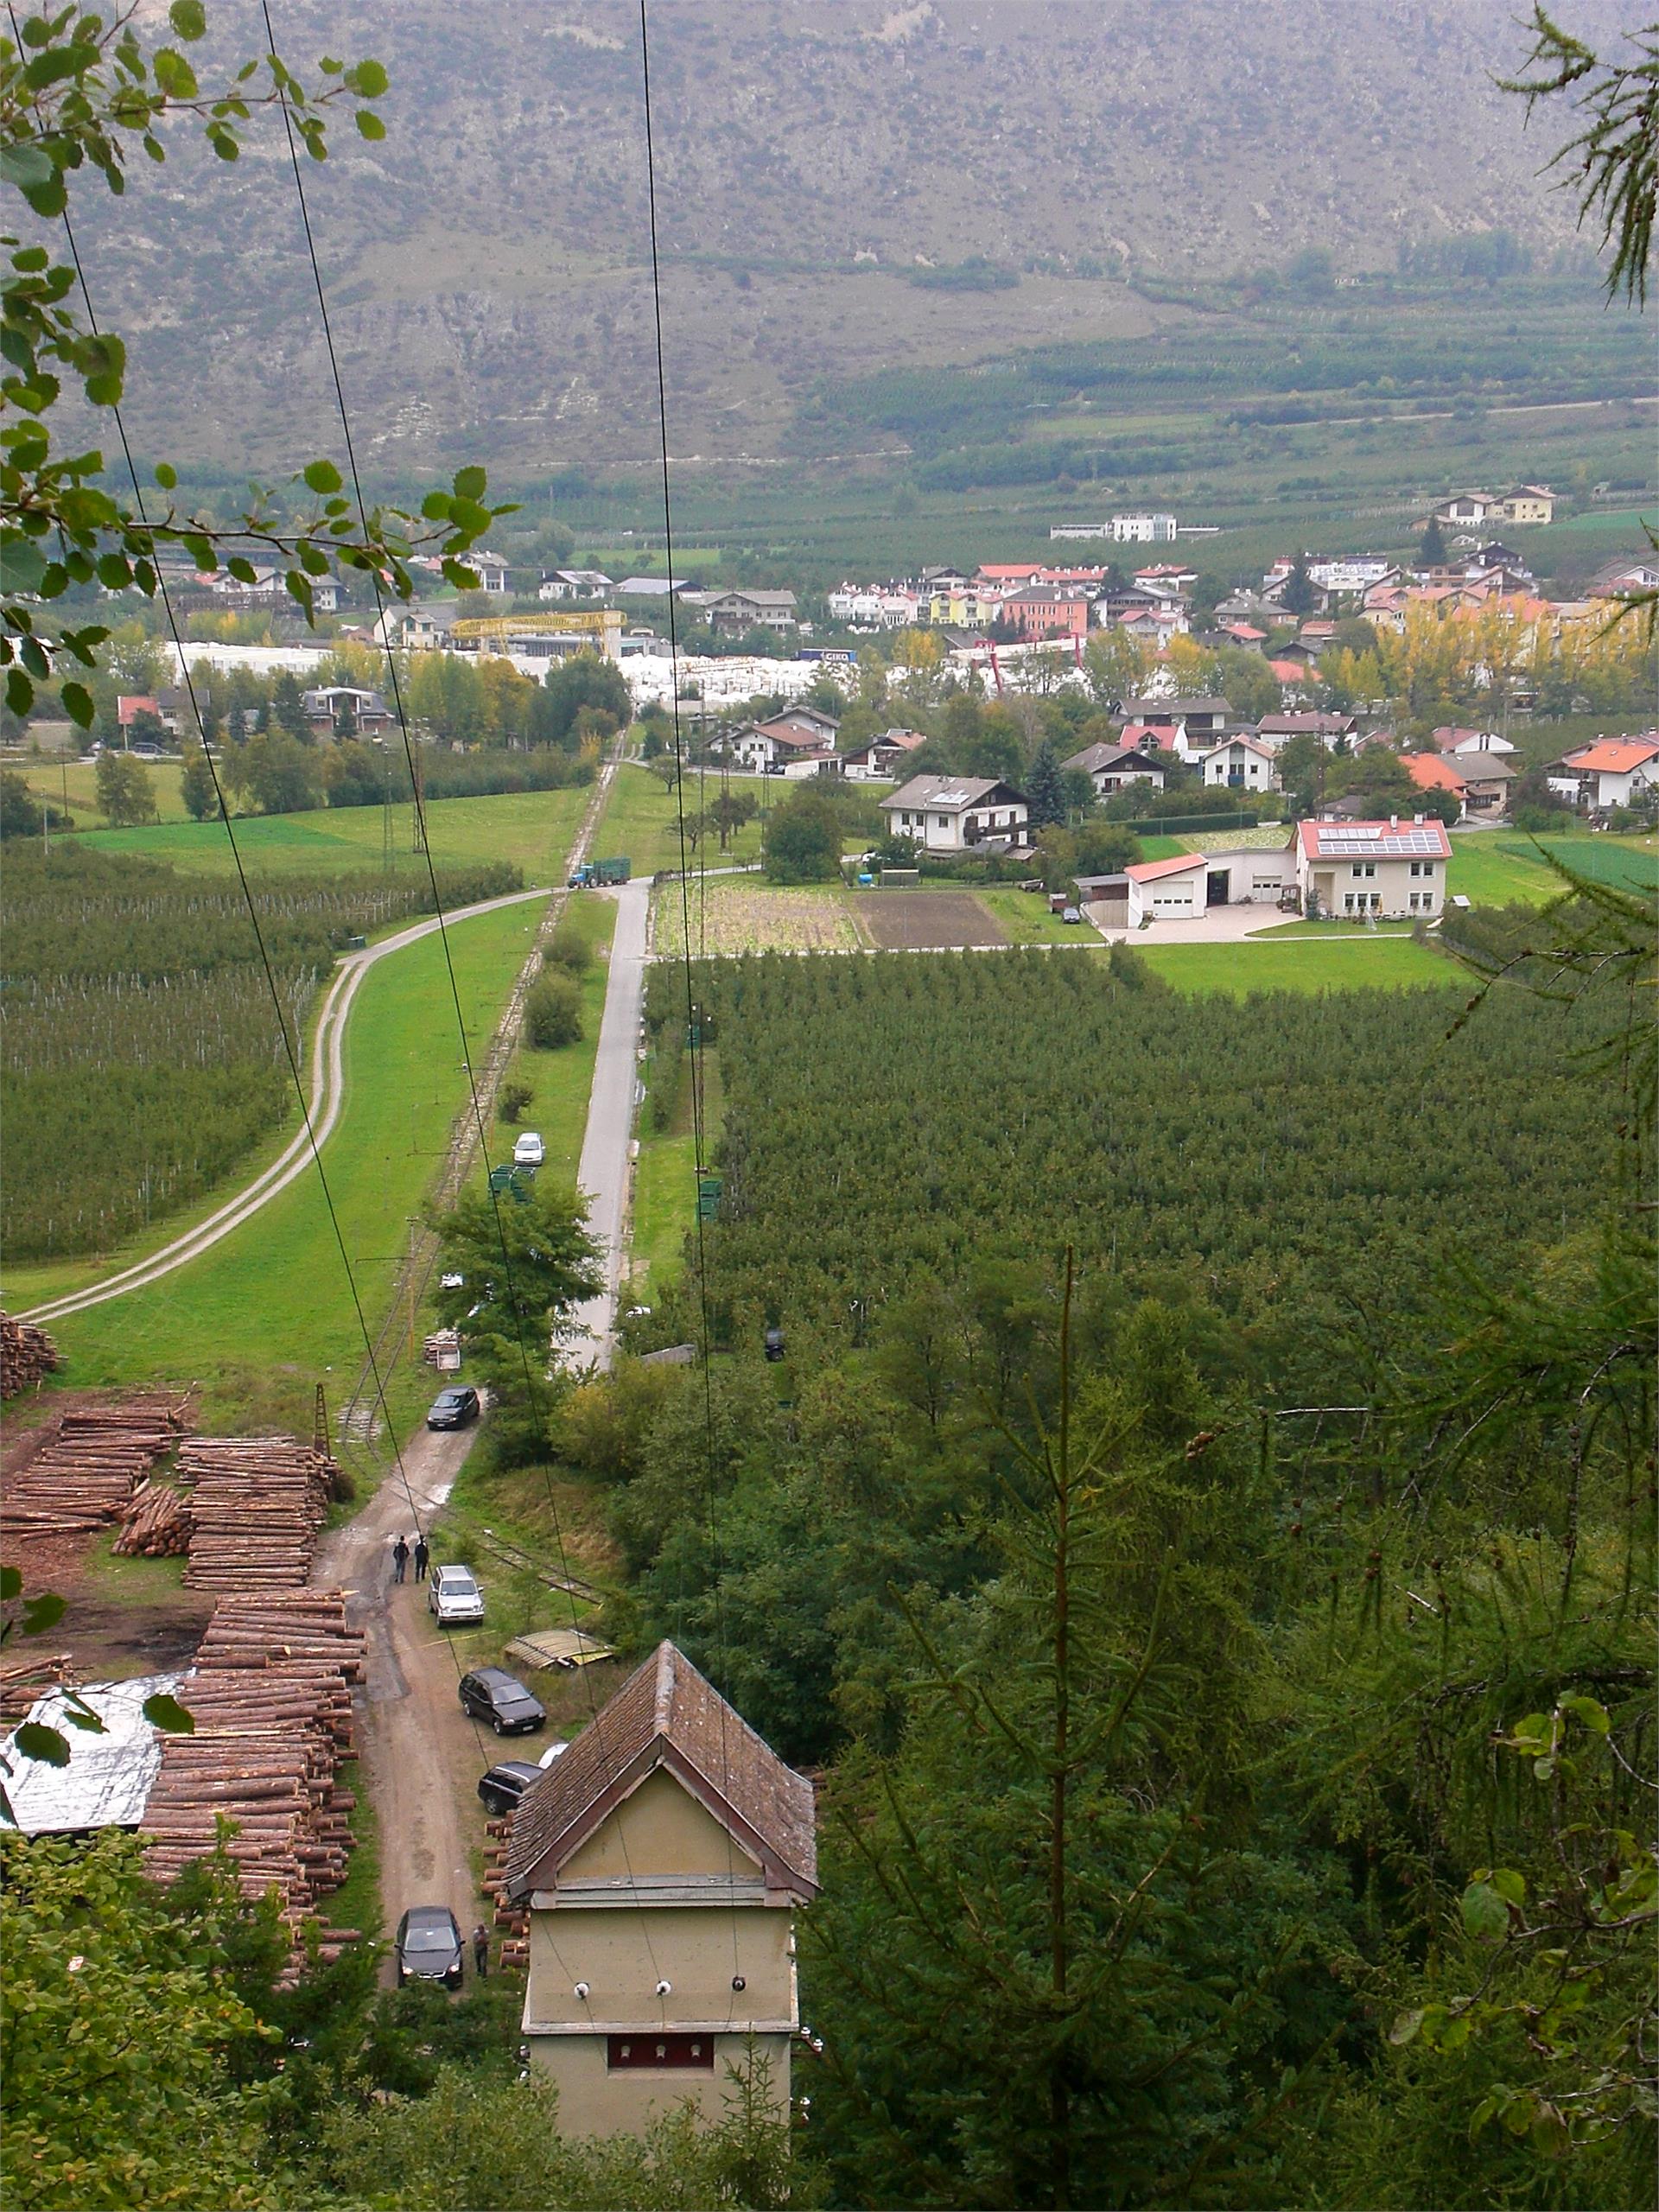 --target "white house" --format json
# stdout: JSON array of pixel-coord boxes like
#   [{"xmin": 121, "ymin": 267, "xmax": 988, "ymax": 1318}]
[
  {"xmin": 836, "ymin": 728, "xmax": 928, "ymax": 780},
  {"xmin": 1545, "ymin": 737, "xmax": 1659, "ymax": 811},
  {"xmin": 714, "ymin": 706, "xmax": 840, "ymax": 774},
  {"xmin": 1295, "ymin": 817, "xmax": 1452, "ymax": 919},
  {"xmin": 1255, "ymin": 711, "xmax": 1357, "ymax": 753},
  {"xmin": 1433, "ymin": 492, "xmax": 1507, "ymax": 527},
  {"xmin": 880, "ymin": 775, "xmax": 1029, "ymax": 853},
  {"xmin": 470, "ymin": 551, "xmax": 511, "ymax": 594},
  {"xmin": 699, "ymin": 589, "xmax": 798, "ymax": 637},
  {"xmin": 1109, "ymin": 512, "xmax": 1178, "ymax": 543},
  {"xmin": 1199, "ymin": 734, "xmax": 1278, "ymax": 791},
  {"xmin": 538, "ymin": 569, "xmax": 613, "ymax": 601},
  {"xmin": 1061, "ymin": 740, "xmax": 1166, "ymax": 796}
]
